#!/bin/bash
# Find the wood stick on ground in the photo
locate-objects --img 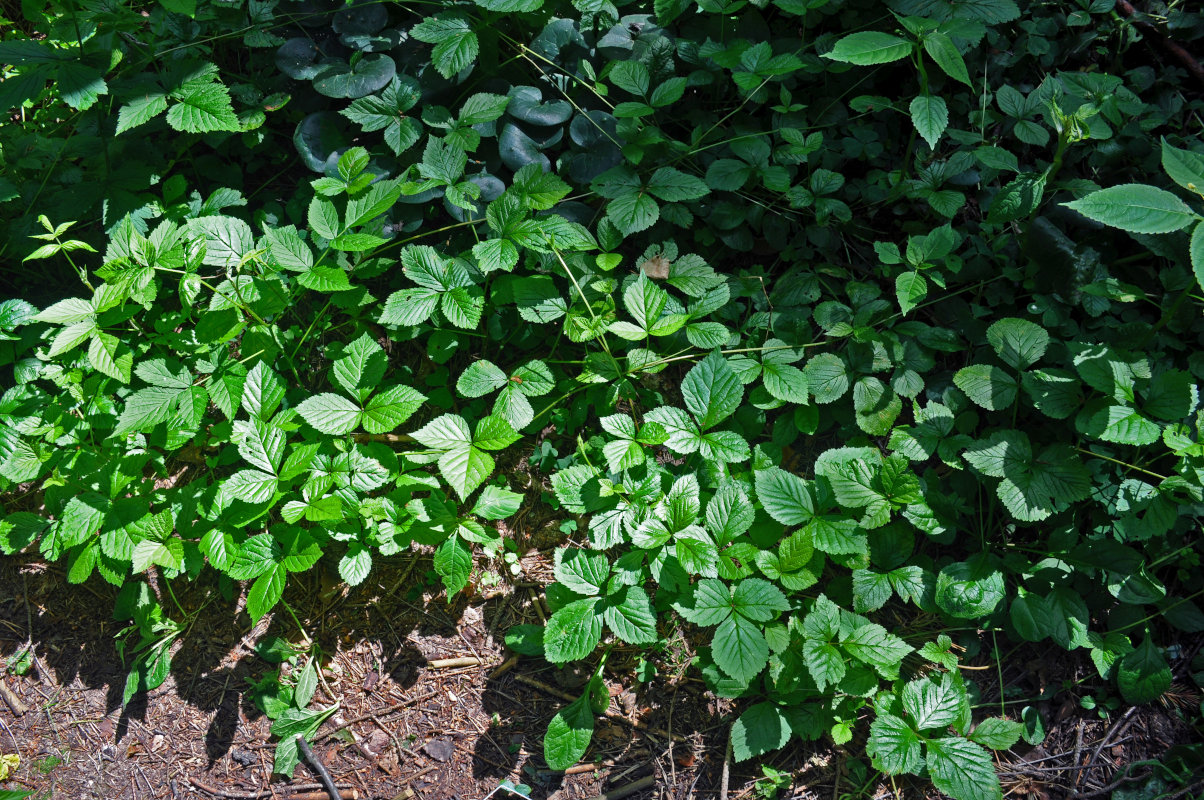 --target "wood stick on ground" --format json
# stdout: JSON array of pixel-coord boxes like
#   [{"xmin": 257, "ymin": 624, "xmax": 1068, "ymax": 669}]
[
  {"xmin": 512, "ymin": 674, "xmax": 685, "ymax": 742},
  {"xmin": 582, "ymin": 774, "xmax": 656, "ymax": 800},
  {"xmin": 318, "ymin": 689, "xmax": 440, "ymax": 741},
  {"xmin": 488, "ymin": 655, "xmax": 519, "ymax": 680},
  {"xmin": 0, "ymin": 681, "xmax": 27, "ymax": 716},
  {"xmin": 719, "ymin": 730, "xmax": 732, "ymax": 800},
  {"xmin": 296, "ymin": 735, "xmax": 342, "ymax": 800},
  {"xmin": 187, "ymin": 778, "xmax": 358, "ymax": 799},
  {"xmin": 426, "ymin": 656, "xmax": 481, "ymax": 669}
]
